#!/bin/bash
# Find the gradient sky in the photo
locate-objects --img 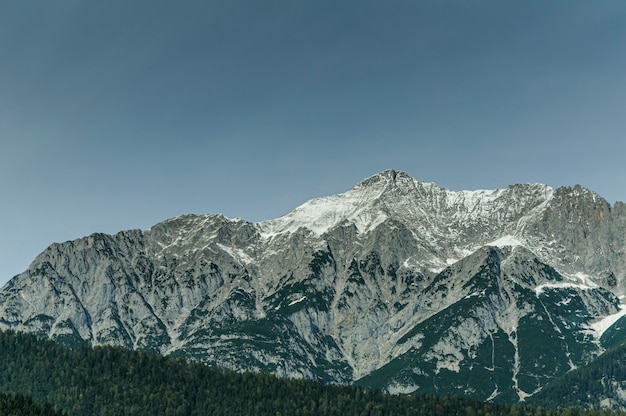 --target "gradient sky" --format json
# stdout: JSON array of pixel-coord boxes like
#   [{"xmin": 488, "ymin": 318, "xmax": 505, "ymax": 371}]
[{"xmin": 1, "ymin": 1, "xmax": 625, "ymax": 285}]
